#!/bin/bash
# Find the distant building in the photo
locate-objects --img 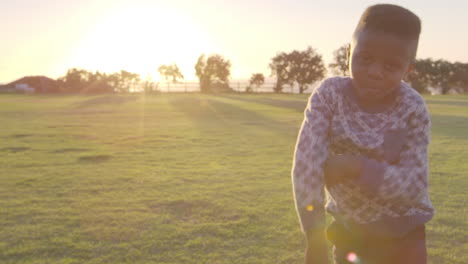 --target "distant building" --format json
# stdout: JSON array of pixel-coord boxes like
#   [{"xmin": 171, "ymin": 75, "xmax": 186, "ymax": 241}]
[
  {"xmin": 0, "ymin": 84, "xmax": 16, "ymax": 93},
  {"xmin": 15, "ymin": 83, "xmax": 35, "ymax": 93},
  {"xmin": 0, "ymin": 76, "xmax": 59, "ymax": 93}
]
